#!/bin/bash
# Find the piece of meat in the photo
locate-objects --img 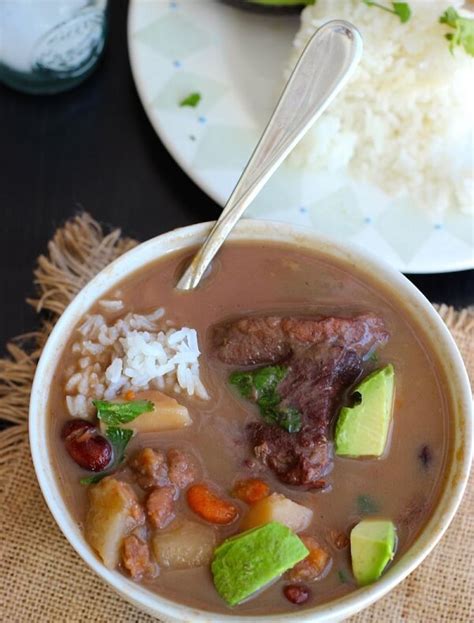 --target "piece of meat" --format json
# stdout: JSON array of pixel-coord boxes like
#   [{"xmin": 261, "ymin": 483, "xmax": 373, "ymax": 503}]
[
  {"xmin": 130, "ymin": 448, "xmax": 170, "ymax": 490},
  {"xmin": 213, "ymin": 313, "xmax": 389, "ymax": 488},
  {"xmin": 249, "ymin": 346, "xmax": 362, "ymax": 487},
  {"xmin": 167, "ymin": 448, "xmax": 197, "ymax": 489},
  {"xmin": 146, "ymin": 486, "xmax": 176, "ymax": 529},
  {"xmin": 213, "ymin": 313, "xmax": 388, "ymax": 366},
  {"xmin": 122, "ymin": 534, "xmax": 156, "ymax": 580}
]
